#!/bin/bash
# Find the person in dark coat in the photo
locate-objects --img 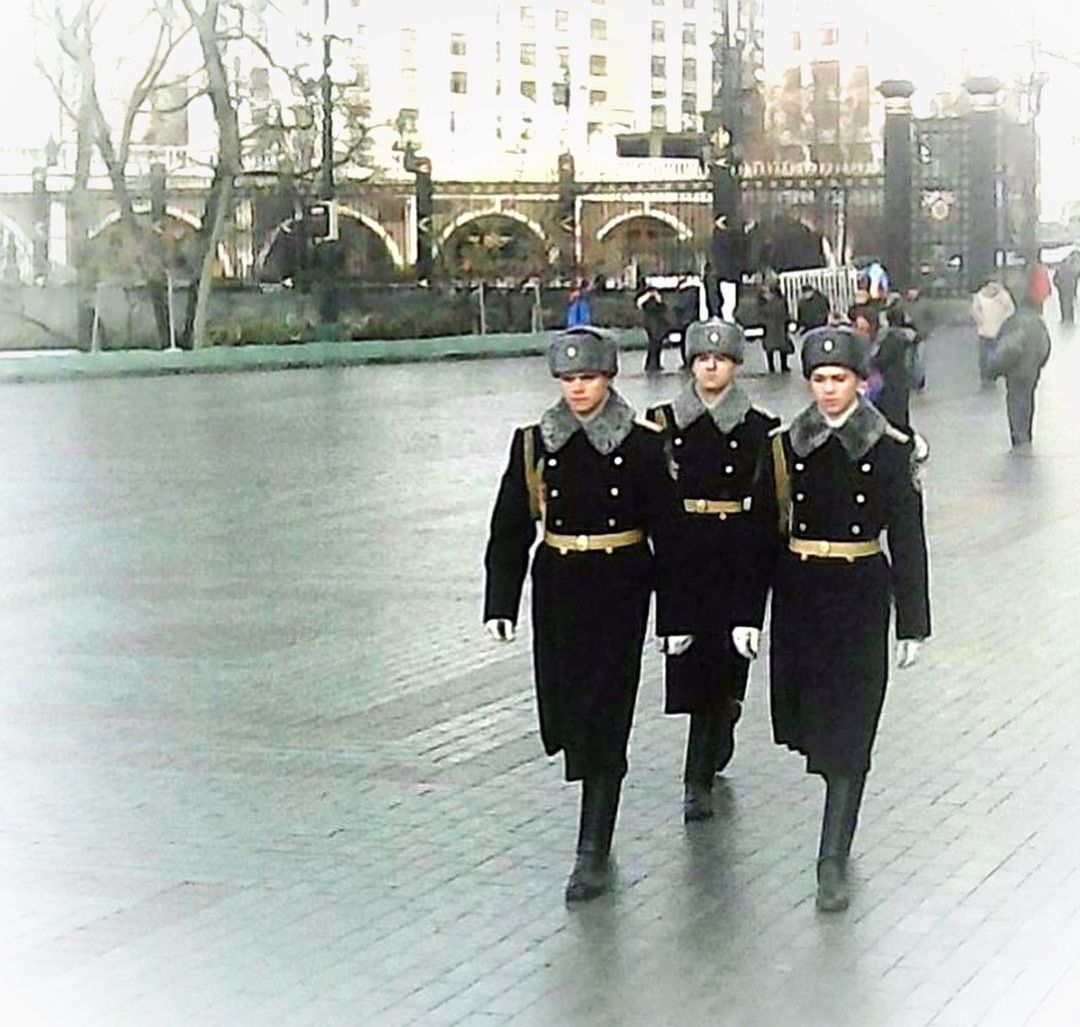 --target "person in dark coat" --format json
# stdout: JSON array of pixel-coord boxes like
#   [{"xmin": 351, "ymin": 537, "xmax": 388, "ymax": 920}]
[
  {"xmin": 646, "ymin": 320, "xmax": 779, "ymax": 822},
  {"xmin": 483, "ymin": 327, "xmax": 681, "ymax": 903},
  {"xmin": 1053, "ymin": 252, "xmax": 1079, "ymax": 325},
  {"xmin": 636, "ymin": 283, "xmax": 670, "ymax": 373},
  {"xmin": 735, "ymin": 325, "xmax": 931, "ymax": 912},
  {"xmin": 986, "ymin": 307, "xmax": 1052, "ymax": 449},
  {"xmin": 852, "ymin": 301, "xmax": 922, "ymax": 435},
  {"xmin": 674, "ymin": 279, "xmax": 702, "ymax": 367},
  {"xmin": 796, "ymin": 285, "xmax": 831, "ymax": 333},
  {"xmin": 759, "ymin": 280, "xmax": 794, "ymax": 373}
]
